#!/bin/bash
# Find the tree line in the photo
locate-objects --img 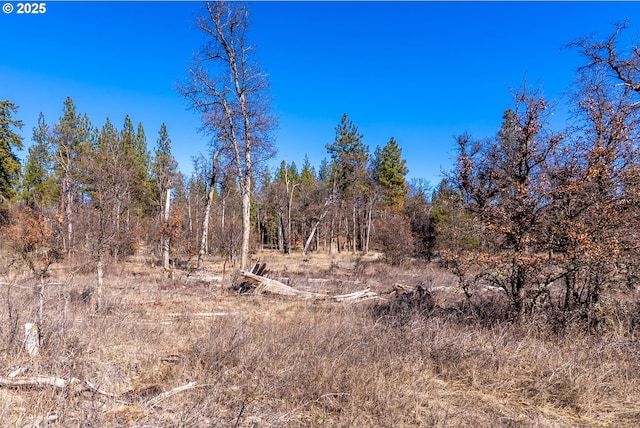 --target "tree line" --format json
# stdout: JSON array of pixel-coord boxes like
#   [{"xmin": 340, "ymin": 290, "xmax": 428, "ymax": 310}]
[
  {"xmin": 2, "ymin": 2, "xmax": 640, "ymax": 321},
  {"xmin": 0, "ymin": 97, "xmax": 416, "ymax": 257}
]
